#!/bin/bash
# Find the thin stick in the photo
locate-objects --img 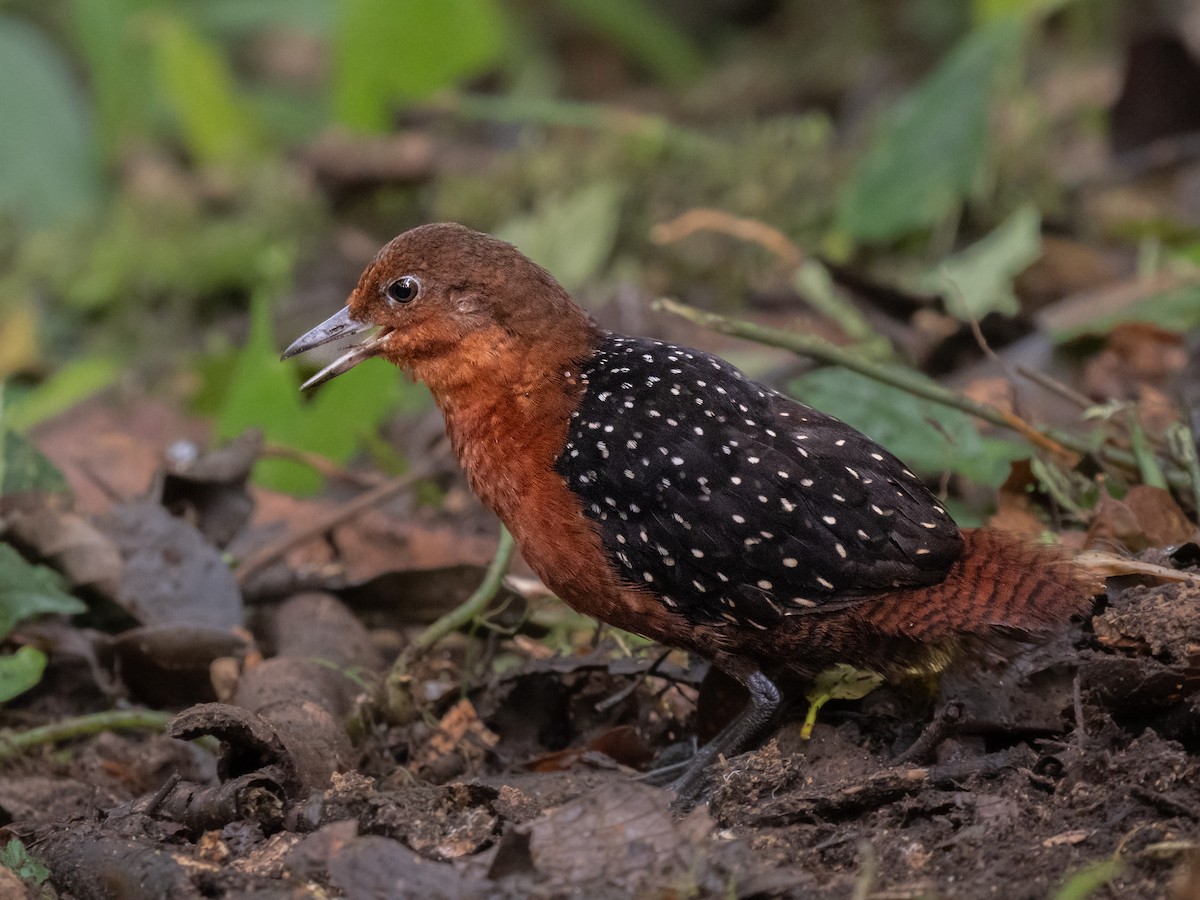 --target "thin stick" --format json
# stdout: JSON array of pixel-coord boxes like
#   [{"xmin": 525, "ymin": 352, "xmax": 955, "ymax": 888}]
[
  {"xmin": 234, "ymin": 467, "xmax": 436, "ymax": 584},
  {"xmin": 260, "ymin": 443, "xmax": 384, "ymax": 488},
  {"xmin": 650, "ymin": 209, "xmax": 805, "ymax": 268},
  {"xmin": 0, "ymin": 709, "xmax": 174, "ymax": 760},
  {"xmin": 1016, "ymin": 366, "xmax": 1093, "ymax": 410}
]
